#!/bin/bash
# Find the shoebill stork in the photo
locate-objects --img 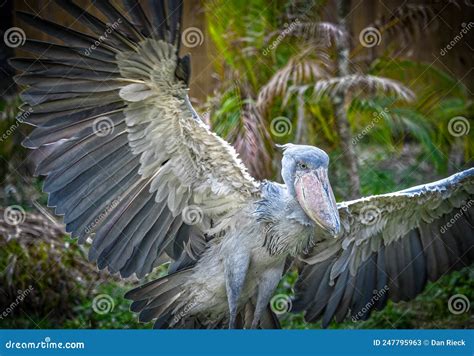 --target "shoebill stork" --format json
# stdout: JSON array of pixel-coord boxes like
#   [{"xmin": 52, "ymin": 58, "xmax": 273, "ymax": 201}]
[{"xmin": 12, "ymin": 0, "xmax": 474, "ymax": 329}]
